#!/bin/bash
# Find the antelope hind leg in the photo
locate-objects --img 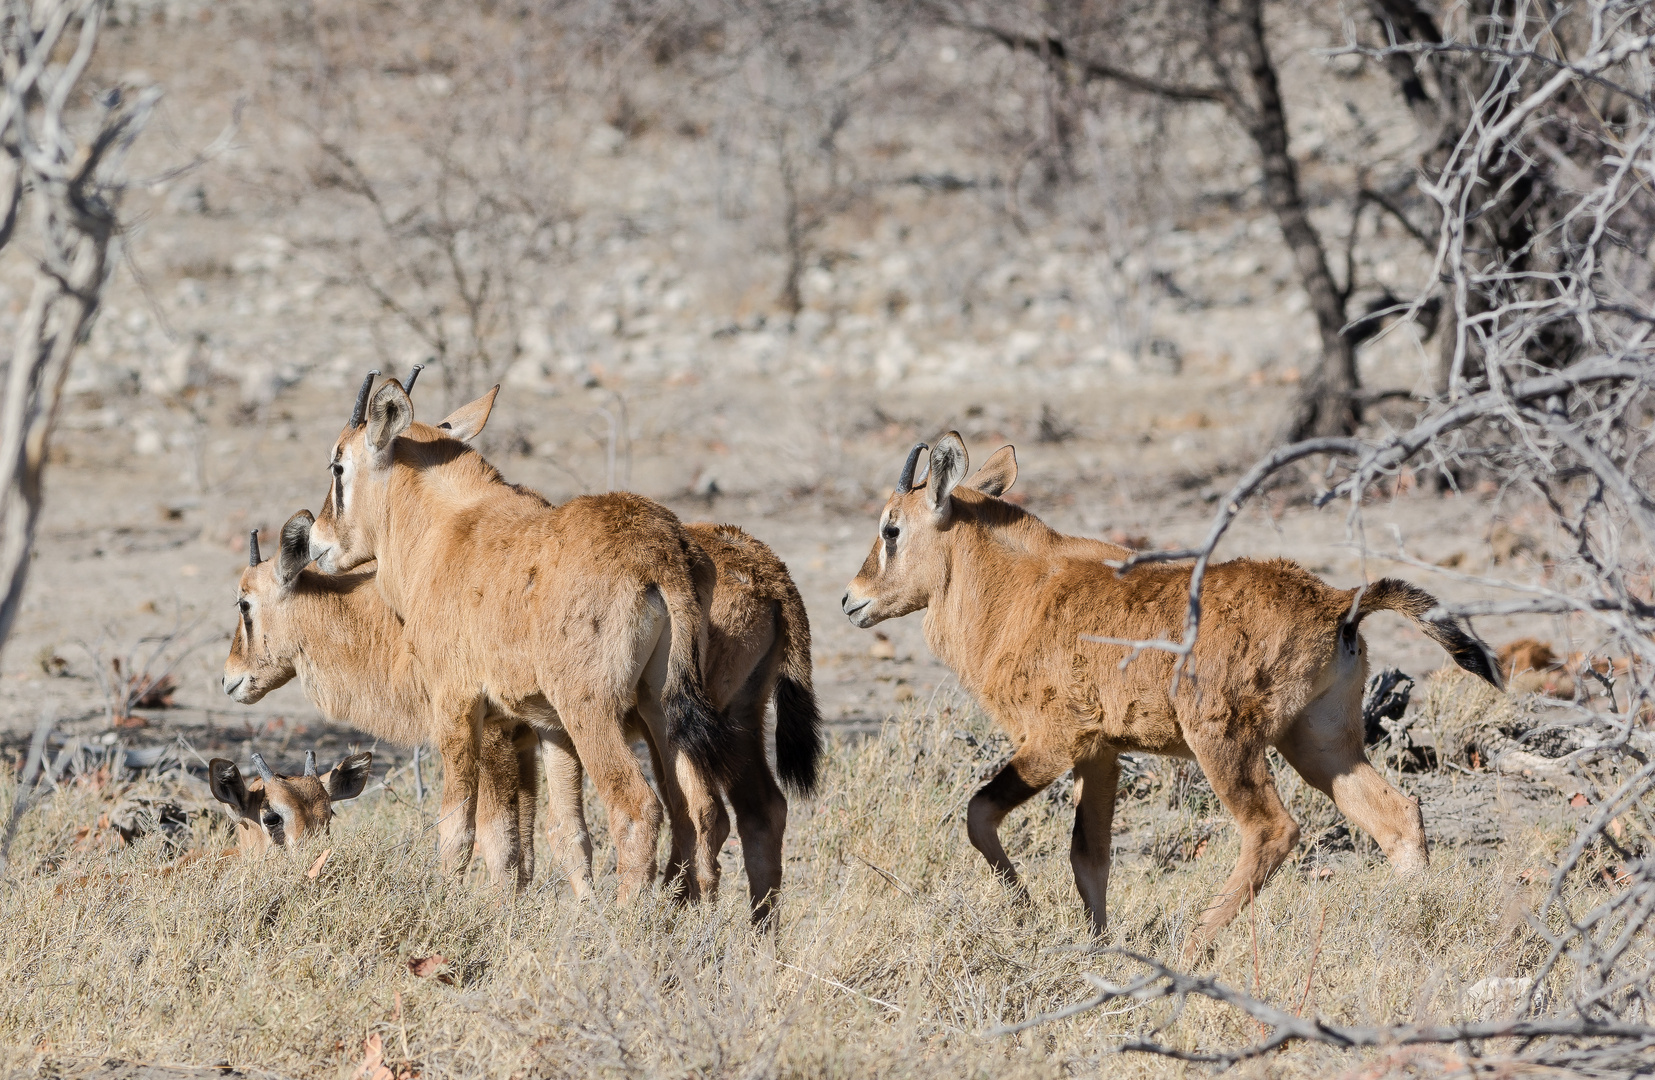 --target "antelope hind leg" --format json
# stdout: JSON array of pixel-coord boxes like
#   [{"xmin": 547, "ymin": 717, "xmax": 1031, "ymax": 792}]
[
  {"xmin": 636, "ymin": 667, "xmax": 727, "ymax": 904},
  {"xmin": 1277, "ymin": 689, "xmax": 1427, "ymax": 873},
  {"xmin": 1182, "ymin": 729, "xmax": 1300, "ymax": 961},
  {"xmin": 725, "ymin": 695, "xmax": 787, "ymax": 926},
  {"xmin": 558, "ymin": 695, "xmax": 663, "ymax": 904},
  {"xmin": 539, "ymin": 727, "xmax": 594, "ymax": 899}
]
